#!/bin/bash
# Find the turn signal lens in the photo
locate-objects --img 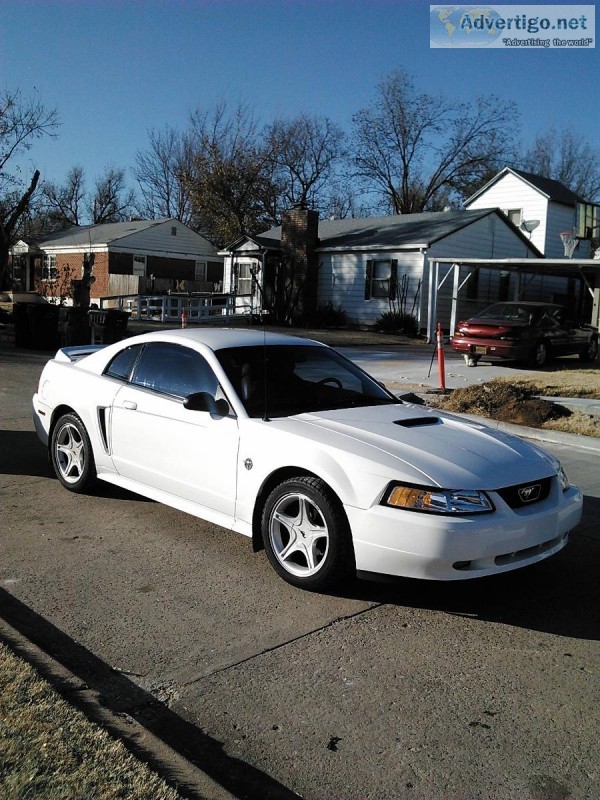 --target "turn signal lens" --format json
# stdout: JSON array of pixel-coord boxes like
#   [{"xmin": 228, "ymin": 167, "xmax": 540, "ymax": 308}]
[{"xmin": 384, "ymin": 483, "xmax": 493, "ymax": 514}]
